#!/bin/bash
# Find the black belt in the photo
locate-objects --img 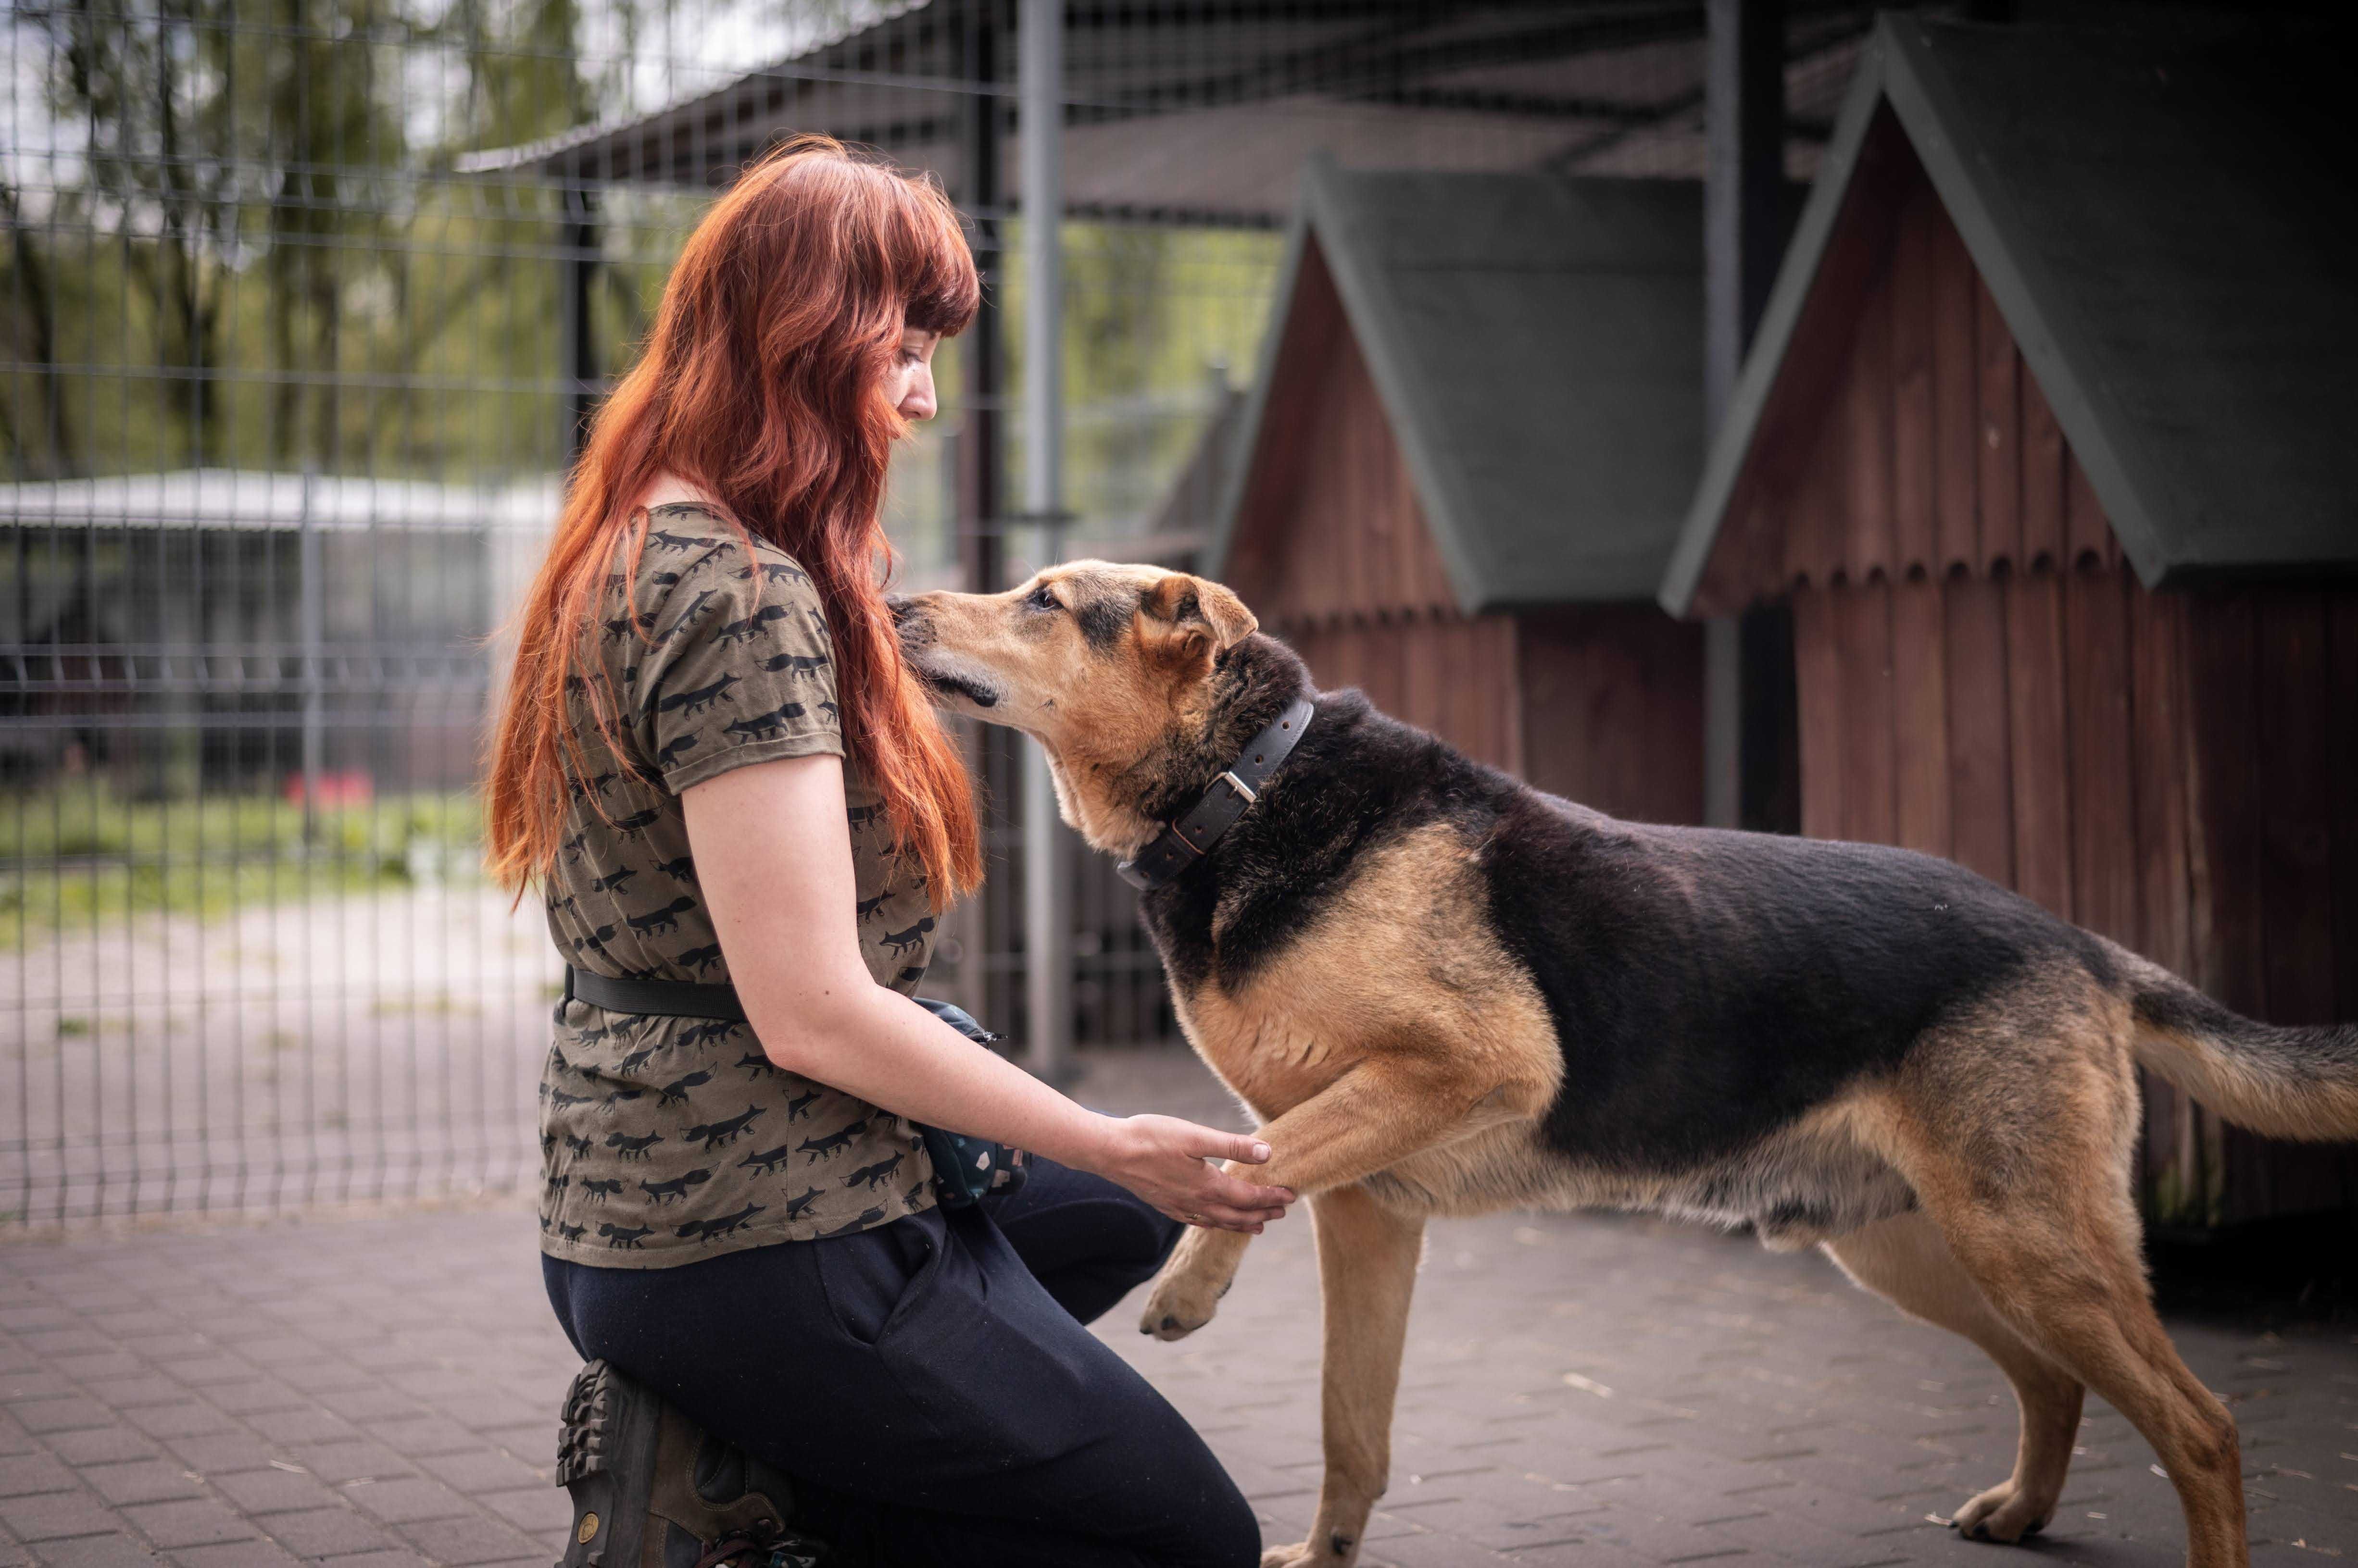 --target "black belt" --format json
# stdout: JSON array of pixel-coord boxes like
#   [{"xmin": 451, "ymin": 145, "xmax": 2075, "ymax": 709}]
[
  {"xmin": 564, "ymin": 966, "xmax": 744, "ymax": 1021},
  {"xmin": 558, "ymin": 968, "xmax": 1028, "ymax": 1207}
]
